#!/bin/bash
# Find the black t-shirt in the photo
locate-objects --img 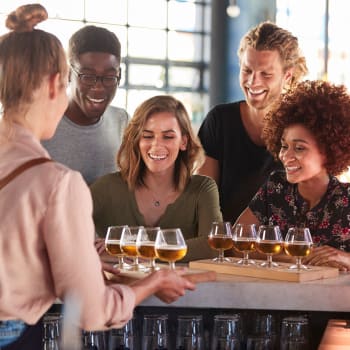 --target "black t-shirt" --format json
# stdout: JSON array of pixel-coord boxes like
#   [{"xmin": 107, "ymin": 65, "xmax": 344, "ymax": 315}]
[{"xmin": 198, "ymin": 101, "xmax": 279, "ymax": 222}]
